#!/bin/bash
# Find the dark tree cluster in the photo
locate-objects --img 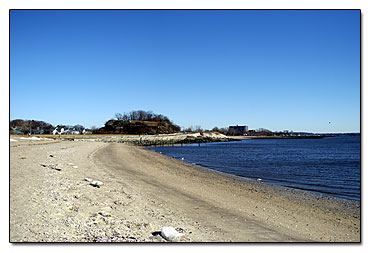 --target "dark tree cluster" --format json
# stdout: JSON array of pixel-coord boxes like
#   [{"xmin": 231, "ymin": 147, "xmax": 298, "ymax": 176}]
[
  {"xmin": 94, "ymin": 110, "xmax": 181, "ymax": 135},
  {"xmin": 211, "ymin": 127, "xmax": 229, "ymax": 135},
  {"xmin": 10, "ymin": 119, "xmax": 54, "ymax": 134}
]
